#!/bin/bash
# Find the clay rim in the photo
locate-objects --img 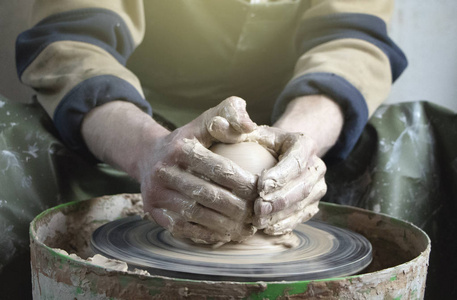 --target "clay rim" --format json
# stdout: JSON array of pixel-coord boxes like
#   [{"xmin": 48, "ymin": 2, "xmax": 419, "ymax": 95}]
[{"xmin": 29, "ymin": 197, "xmax": 431, "ymax": 285}]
